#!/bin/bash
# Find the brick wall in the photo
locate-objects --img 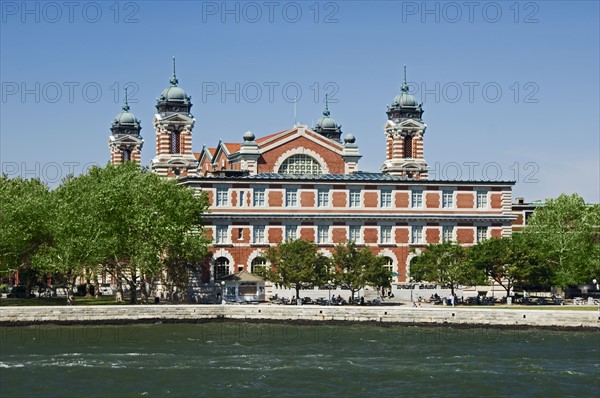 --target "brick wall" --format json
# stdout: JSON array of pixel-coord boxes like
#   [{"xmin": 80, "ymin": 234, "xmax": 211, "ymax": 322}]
[
  {"xmin": 426, "ymin": 192, "xmax": 440, "ymax": 208},
  {"xmin": 364, "ymin": 192, "xmax": 378, "ymax": 208},
  {"xmin": 457, "ymin": 193, "xmax": 474, "ymax": 208},
  {"xmin": 268, "ymin": 191, "xmax": 283, "ymax": 207}
]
